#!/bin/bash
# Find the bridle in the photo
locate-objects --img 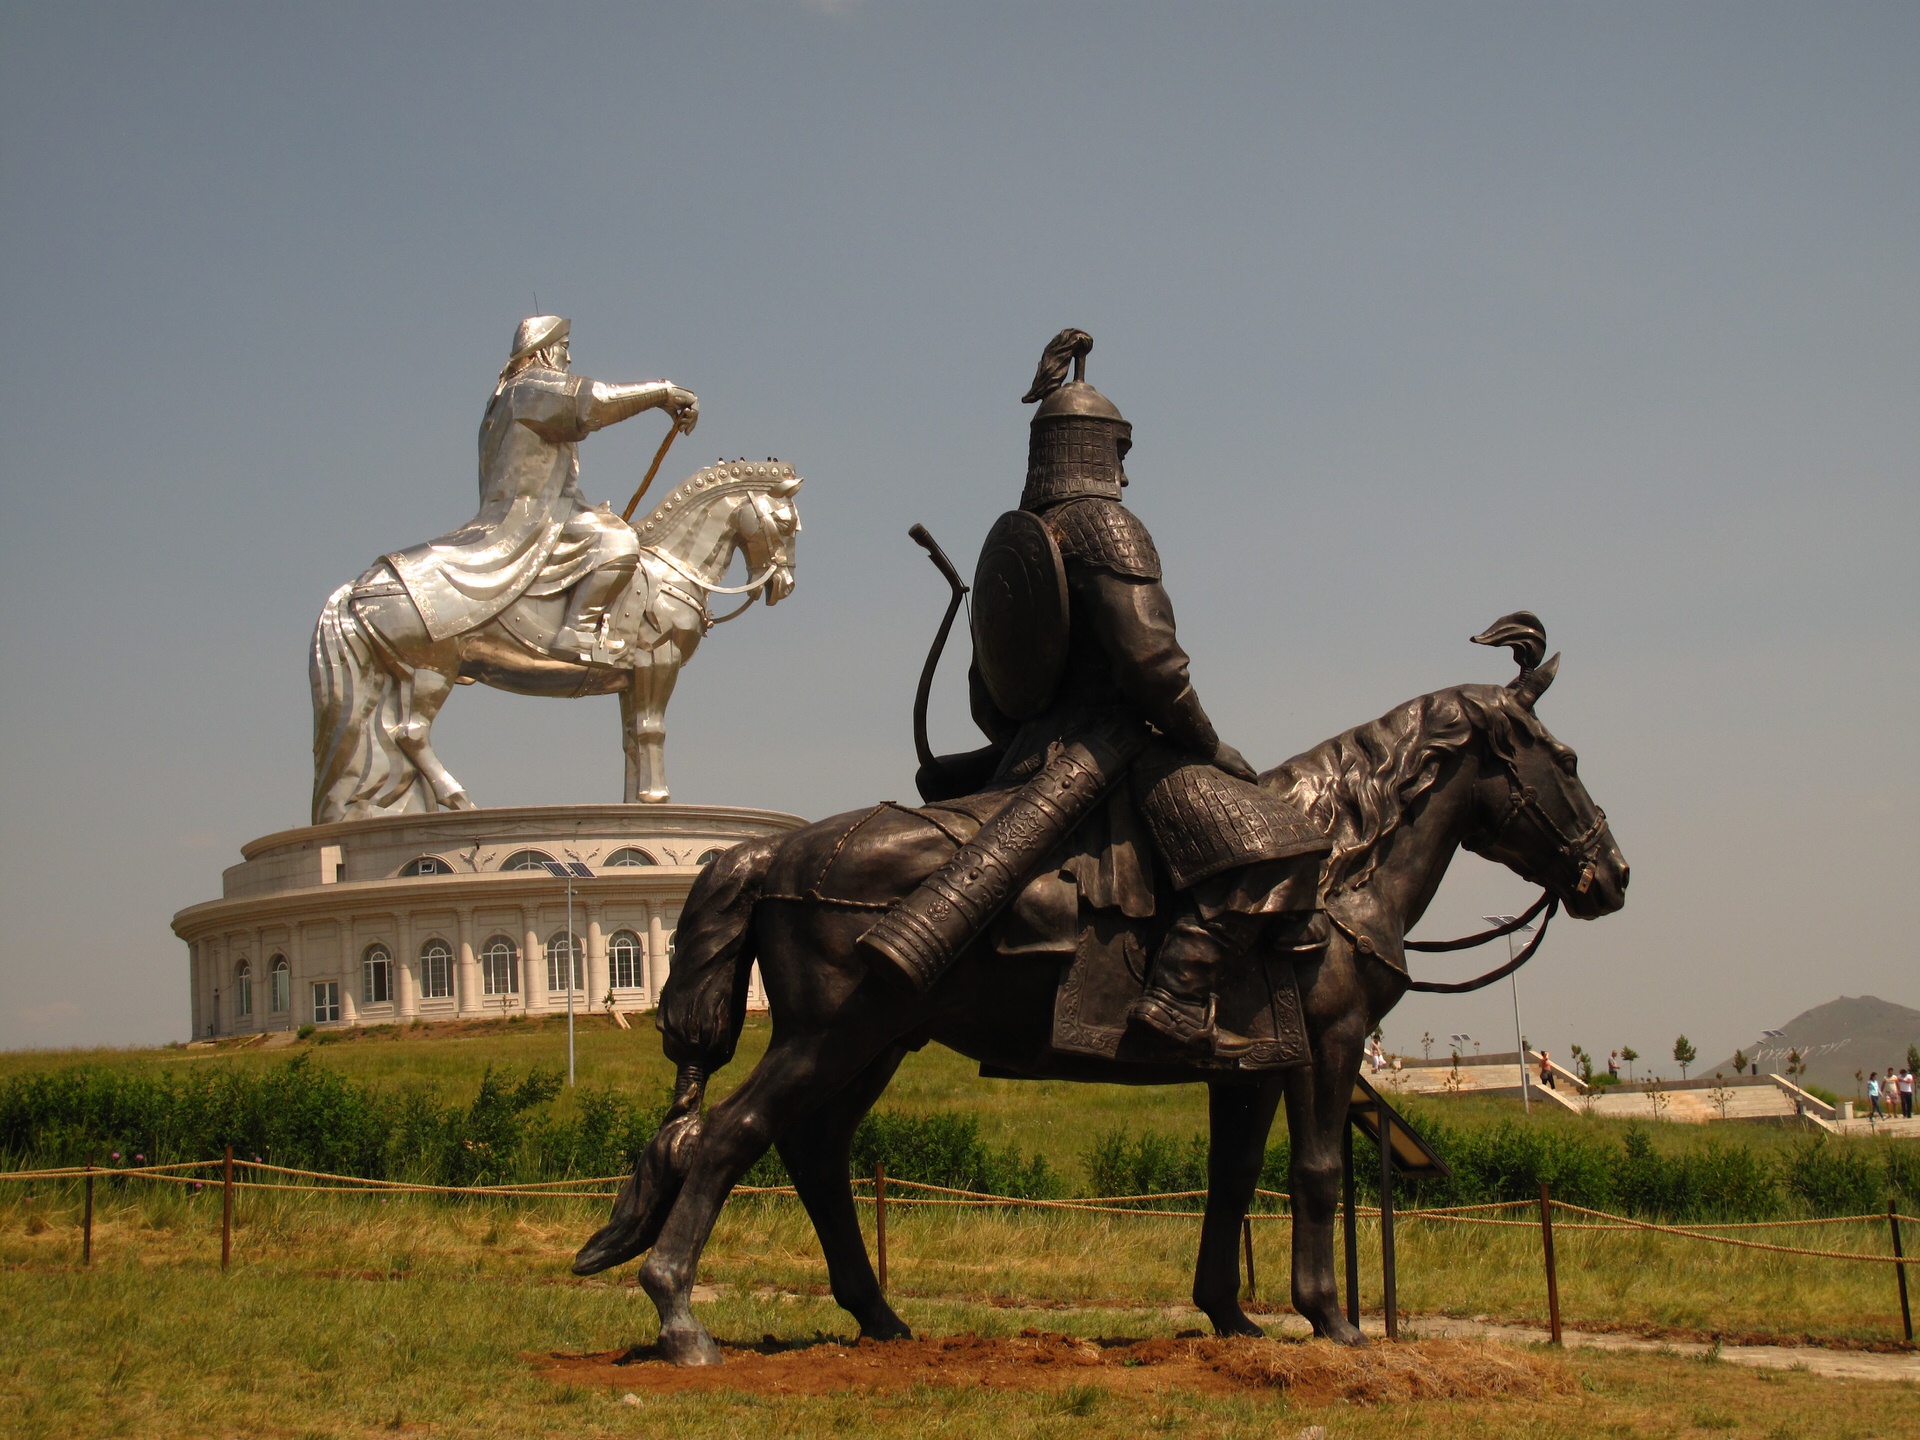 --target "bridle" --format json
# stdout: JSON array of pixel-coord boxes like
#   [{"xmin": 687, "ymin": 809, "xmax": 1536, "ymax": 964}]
[
  {"xmin": 640, "ymin": 493, "xmax": 794, "ymax": 631},
  {"xmin": 1394, "ymin": 746, "xmax": 1612, "ymax": 995}
]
